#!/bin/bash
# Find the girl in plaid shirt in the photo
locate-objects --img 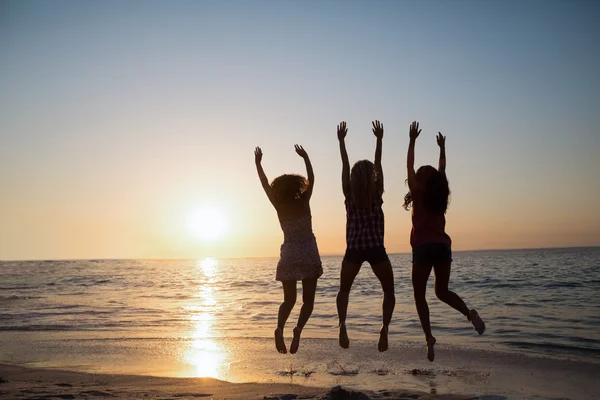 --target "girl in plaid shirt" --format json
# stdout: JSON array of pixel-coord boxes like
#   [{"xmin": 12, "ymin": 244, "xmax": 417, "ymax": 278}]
[
  {"xmin": 405, "ymin": 121, "xmax": 485, "ymax": 362},
  {"xmin": 336, "ymin": 120, "xmax": 395, "ymax": 353}
]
